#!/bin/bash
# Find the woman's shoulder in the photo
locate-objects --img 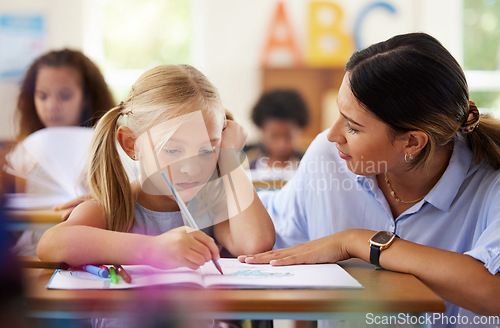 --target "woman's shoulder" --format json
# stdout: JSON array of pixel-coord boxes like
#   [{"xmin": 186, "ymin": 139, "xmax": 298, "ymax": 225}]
[
  {"xmin": 460, "ymin": 154, "xmax": 500, "ymax": 210},
  {"xmin": 459, "ymin": 134, "xmax": 500, "ymax": 185},
  {"xmin": 473, "ymin": 162, "xmax": 500, "ymax": 195}
]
